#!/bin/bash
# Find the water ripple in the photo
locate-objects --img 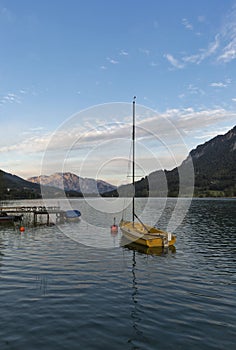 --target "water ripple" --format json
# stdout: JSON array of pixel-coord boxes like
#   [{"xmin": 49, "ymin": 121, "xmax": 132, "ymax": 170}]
[{"xmin": 0, "ymin": 198, "xmax": 235, "ymax": 350}]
